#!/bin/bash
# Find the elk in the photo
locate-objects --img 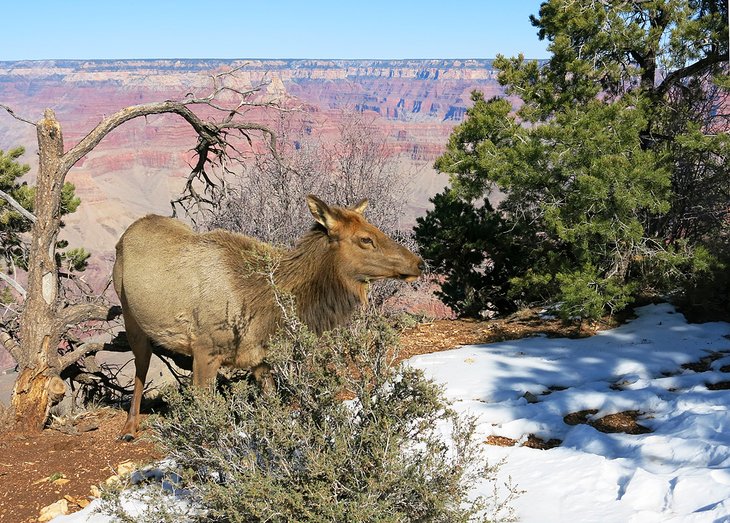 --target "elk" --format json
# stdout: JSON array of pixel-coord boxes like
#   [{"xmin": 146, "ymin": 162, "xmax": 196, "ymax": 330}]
[{"xmin": 113, "ymin": 195, "xmax": 423, "ymax": 440}]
